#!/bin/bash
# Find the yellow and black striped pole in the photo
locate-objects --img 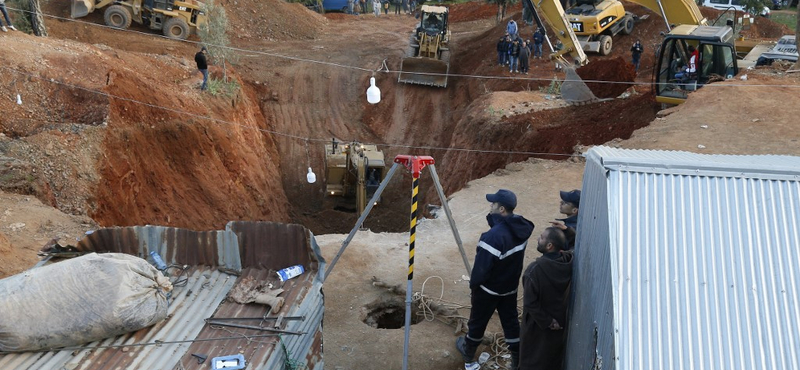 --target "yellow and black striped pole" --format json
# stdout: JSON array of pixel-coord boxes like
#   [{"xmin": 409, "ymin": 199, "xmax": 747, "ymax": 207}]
[
  {"xmin": 394, "ymin": 155, "xmax": 434, "ymax": 370},
  {"xmin": 408, "ymin": 175, "xmax": 418, "ymax": 281}
]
